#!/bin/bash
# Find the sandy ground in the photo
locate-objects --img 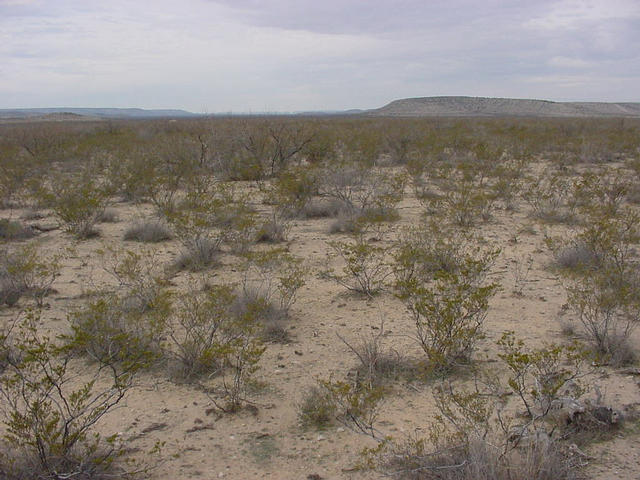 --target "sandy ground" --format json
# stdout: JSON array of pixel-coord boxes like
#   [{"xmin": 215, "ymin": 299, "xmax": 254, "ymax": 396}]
[{"xmin": 1, "ymin": 159, "xmax": 639, "ymax": 480}]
